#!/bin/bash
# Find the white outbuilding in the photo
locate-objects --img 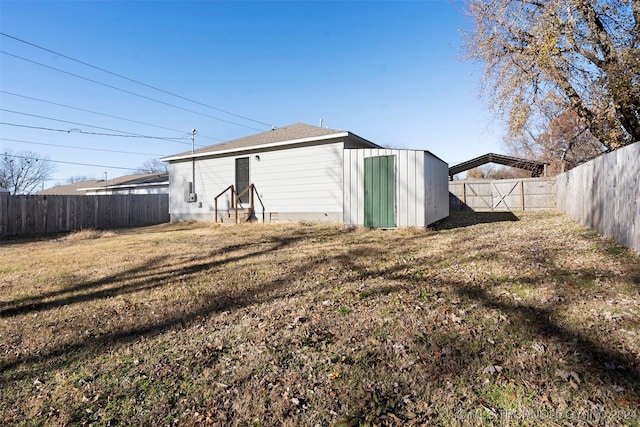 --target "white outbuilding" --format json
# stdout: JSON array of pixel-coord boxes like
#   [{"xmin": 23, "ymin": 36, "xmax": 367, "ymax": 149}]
[{"xmin": 160, "ymin": 123, "xmax": 448, "ymax": 228}]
